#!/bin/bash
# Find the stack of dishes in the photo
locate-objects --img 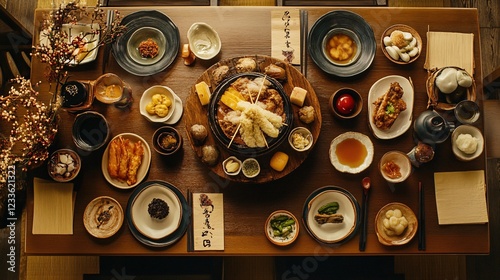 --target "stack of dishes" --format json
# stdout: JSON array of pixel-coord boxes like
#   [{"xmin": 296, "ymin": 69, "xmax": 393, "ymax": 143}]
[
  {"xmin": 126, "ymin": 181, "xmax": 189, "ymax": 247},
  {"xmin": 308, "ymin": 10, "xmax": 376, "ymax": 77},
  {"xmin": 113, "ymin": 10, "xmax": 180, "ymax": 76},
  {"xmin": 302, "ymin": 186, "xmax": 361, "ymax": 244}
]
